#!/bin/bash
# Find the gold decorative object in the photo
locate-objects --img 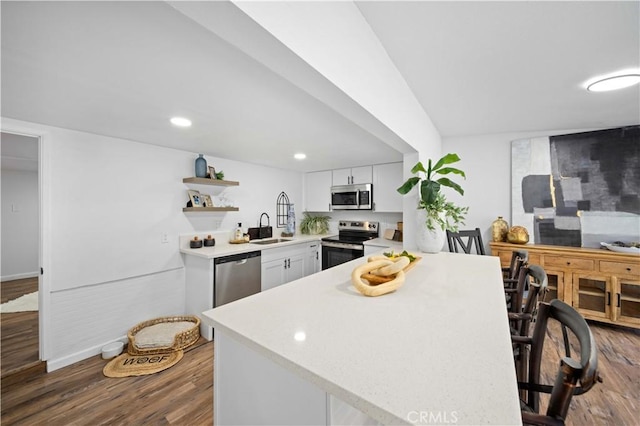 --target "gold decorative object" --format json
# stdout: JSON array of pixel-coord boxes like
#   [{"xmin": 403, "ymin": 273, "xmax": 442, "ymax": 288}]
[
  {"xmin": 507, "ymin": 226, "xmax": 529, "ymax": 244},
  {"xmin": 491, "ymin": 216, "xmax": 509, "ymax": 242}
]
